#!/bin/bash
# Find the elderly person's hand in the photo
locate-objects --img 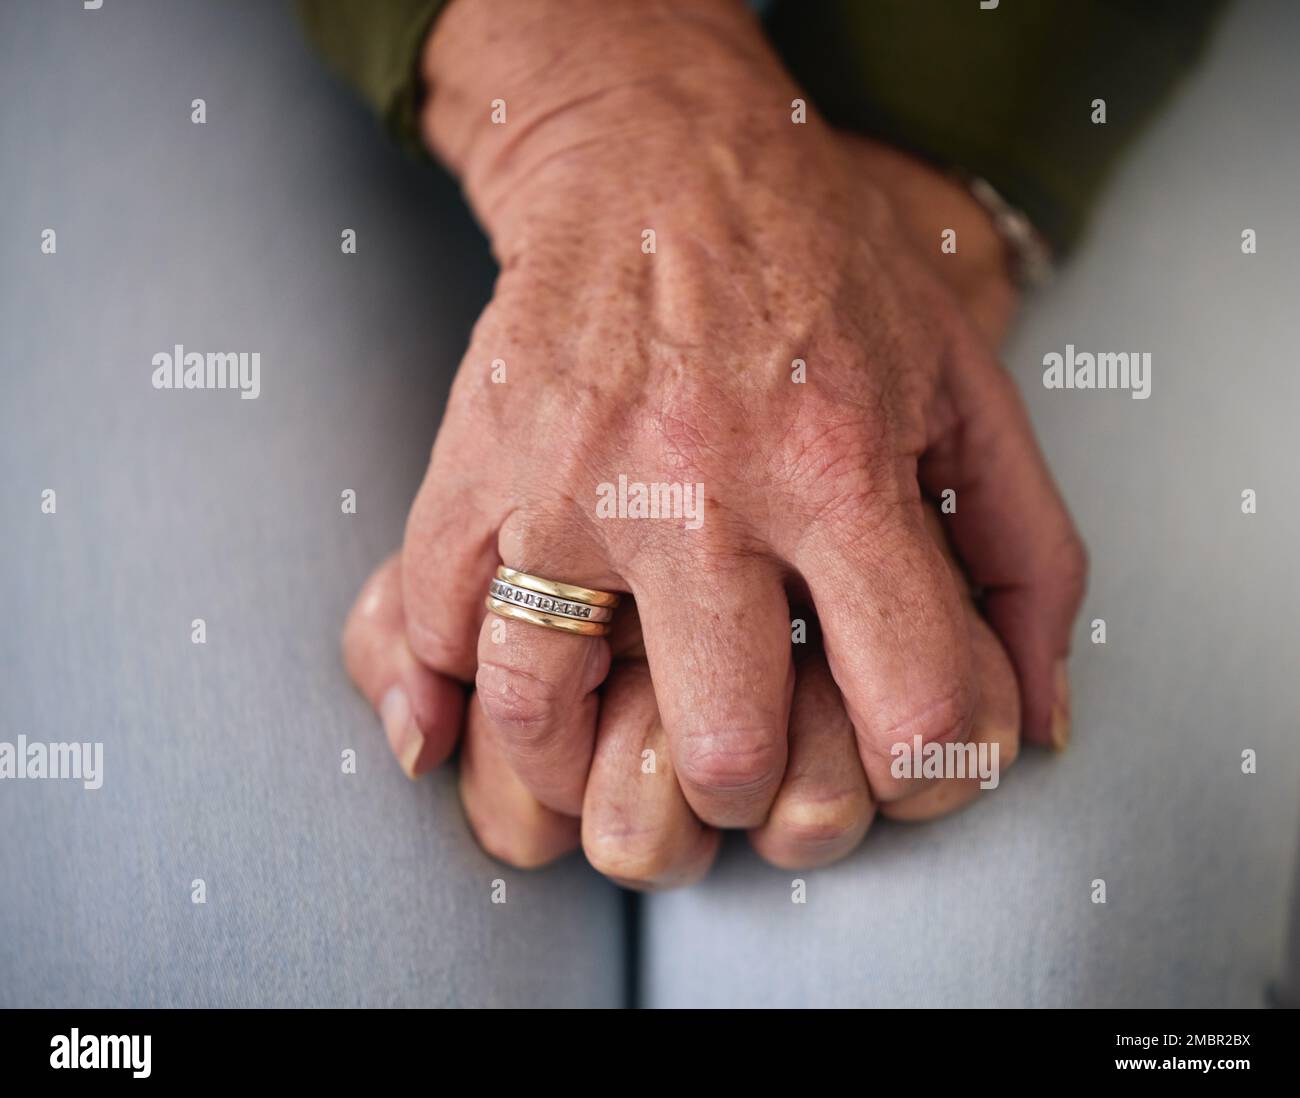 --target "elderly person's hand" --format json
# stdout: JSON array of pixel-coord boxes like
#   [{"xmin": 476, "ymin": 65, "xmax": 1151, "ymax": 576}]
[
  {"xmin": 346, "ymin": 499, "xmax": 1020, "ymax": 882},
  {"xmin": 342, "ymin": 0, "xmax": 1084, "ymax": 847}
]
